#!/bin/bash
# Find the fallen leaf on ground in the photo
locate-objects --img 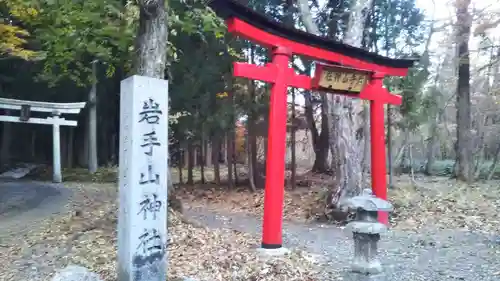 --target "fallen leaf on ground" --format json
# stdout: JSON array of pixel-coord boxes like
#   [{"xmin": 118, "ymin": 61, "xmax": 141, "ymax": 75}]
[
  {"xmin": 176, "ymin": 172, "xmax": 500, "ymax": 233},
  {"xmin": 2, "ymin": 183, "xmax": 324, "ymax": 281}
]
